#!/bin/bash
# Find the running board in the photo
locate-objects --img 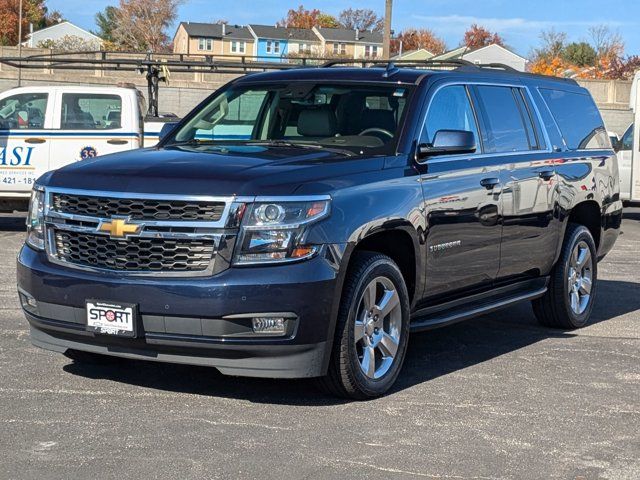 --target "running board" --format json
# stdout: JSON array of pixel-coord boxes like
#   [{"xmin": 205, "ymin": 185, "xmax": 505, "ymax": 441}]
[{"xmin": 410, "ymin": 283, "xmax": 548, "ymax": 332}]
